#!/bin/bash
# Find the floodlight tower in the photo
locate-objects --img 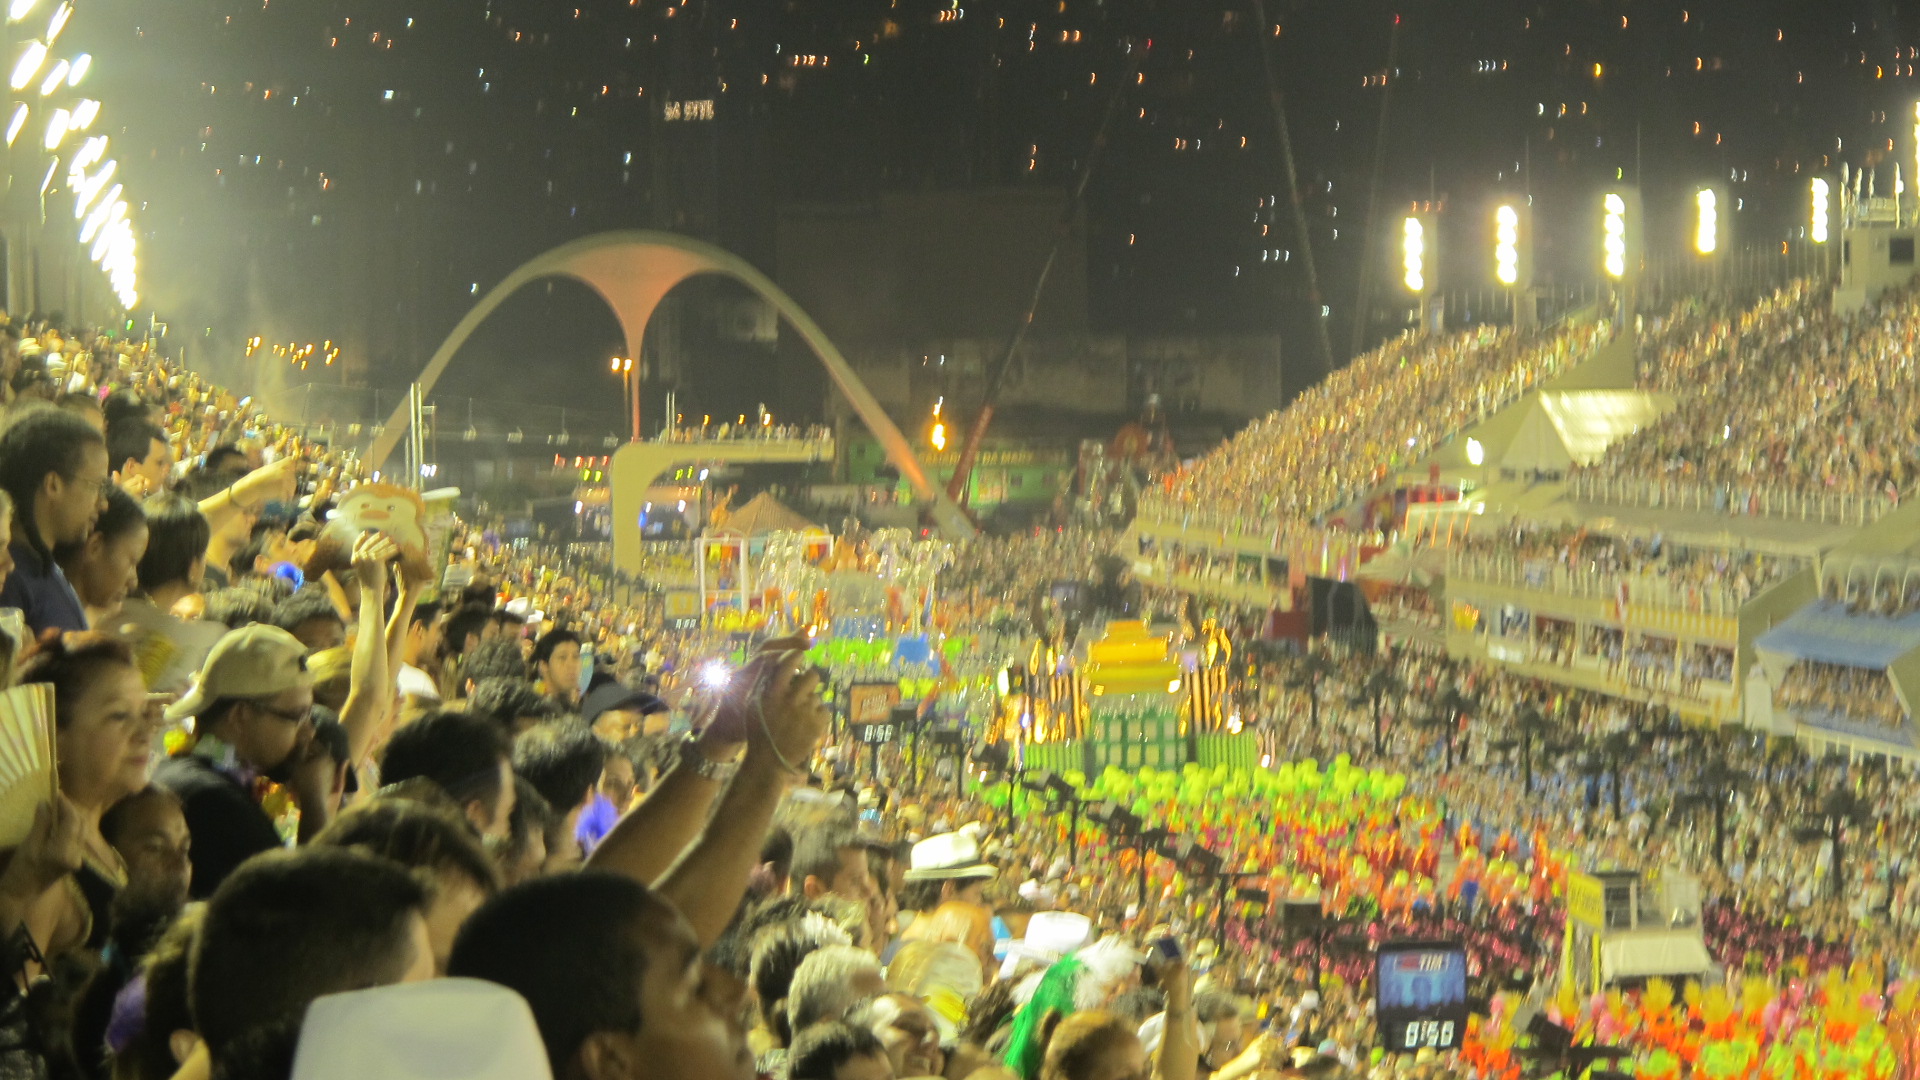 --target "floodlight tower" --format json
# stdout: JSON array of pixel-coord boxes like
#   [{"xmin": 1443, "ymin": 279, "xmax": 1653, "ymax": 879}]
[
  {"xmin": 1601, "ymin": 187, "xmax": 1641, "ymax": 328},
  {"xmin": 1693, "ymin": 184, "xmax": 1726, "ymax": 292},
  {"xmin": 1492, "ymin": 201, "xmax": 1532, "ymax": 328},
  {"xmin": 1401, "ymin": 212, "xmax": 1437, "ymax": 333}
]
